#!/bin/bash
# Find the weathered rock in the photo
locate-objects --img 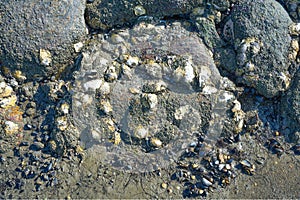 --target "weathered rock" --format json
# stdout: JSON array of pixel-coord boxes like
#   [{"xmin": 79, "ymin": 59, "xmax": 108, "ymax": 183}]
[
  {"xmin": 72, "ymin": 21, "xmax": 237, "ymax": 172},
  {"xmin": 0, "ymin": 0, "xmax": 87, "ymax": 81},
  {"xmin": 281, "ymin": 0, "xmax": 300, "ymax": 22},
  {"xmin": 281, "ymin": 70, "xmax": 300, "ymax": 133},
  {"xmin": 222, "ymin": 0, "xmax": 294, "ymax": 98},
  {"xmin": 3, "ymin": 121, "xmax": 19, "ymax": 135},
  {"xmin": 85, "ymin": 0, "xmax": 205, "ymax": 30},
  {"xmin": 0, "ymin": 80, "xmax": 17, "ymax": 108}
]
